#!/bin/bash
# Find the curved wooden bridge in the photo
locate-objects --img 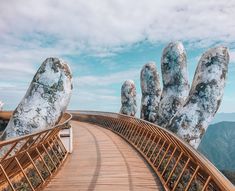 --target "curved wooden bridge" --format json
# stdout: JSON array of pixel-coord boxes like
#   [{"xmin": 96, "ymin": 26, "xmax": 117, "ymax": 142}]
[{"xmin": 0, "ymin": 111, "xmax": 234, "ymax": 191}]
